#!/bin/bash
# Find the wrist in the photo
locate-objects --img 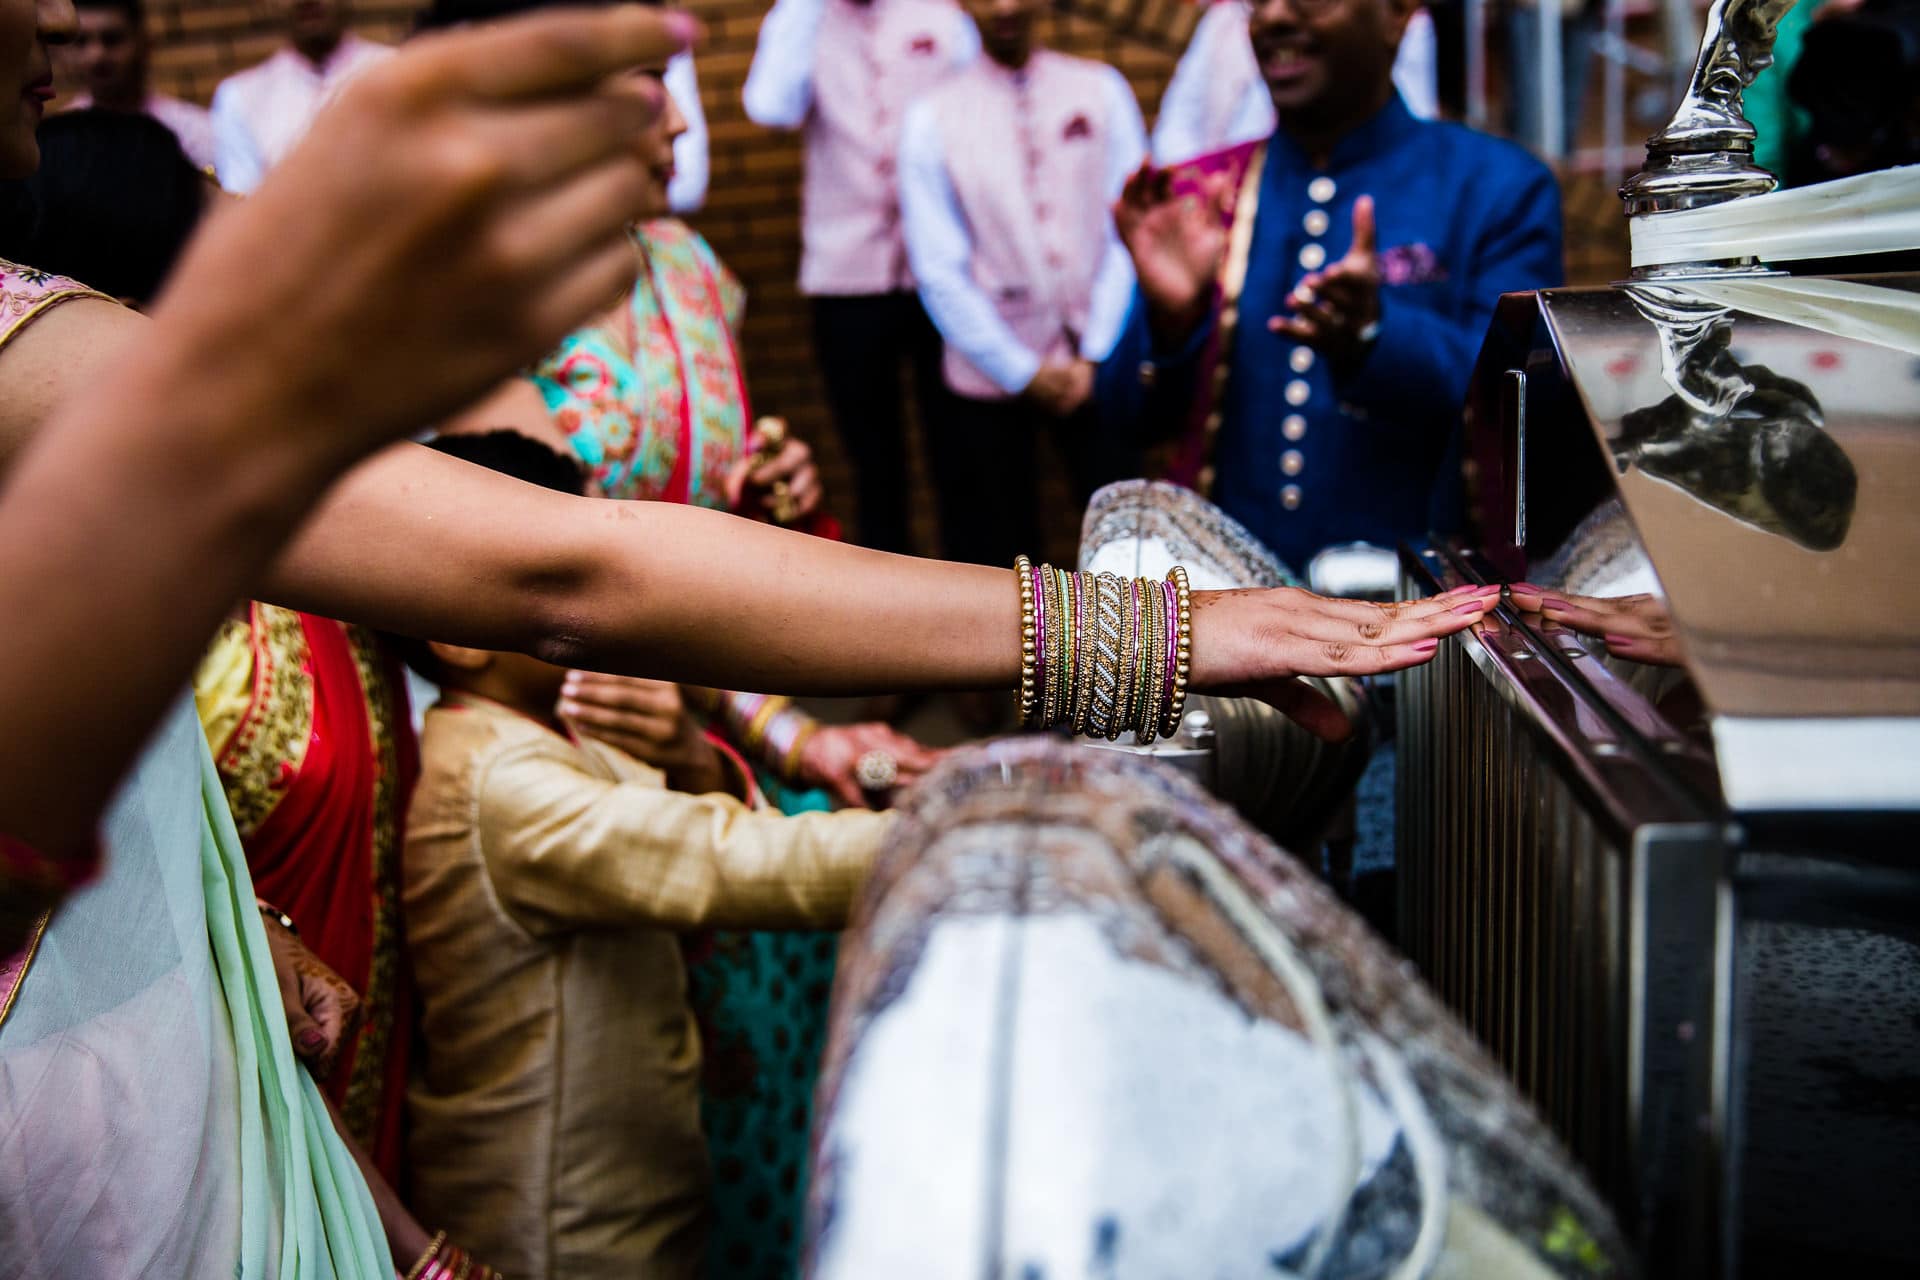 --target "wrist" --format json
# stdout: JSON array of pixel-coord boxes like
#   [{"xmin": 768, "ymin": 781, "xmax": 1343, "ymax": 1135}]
[
  {"xmin": 665, "ymin": 735, "xmax": 727, "ymax": 795},
  {"xmin": 1148, "ymin": 287, "xmax": 1213, "ymax": 348}
]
